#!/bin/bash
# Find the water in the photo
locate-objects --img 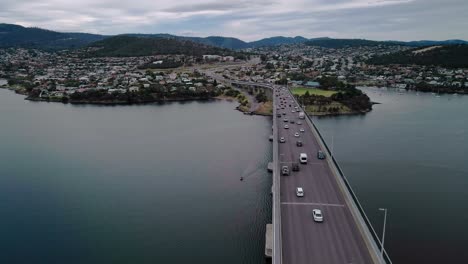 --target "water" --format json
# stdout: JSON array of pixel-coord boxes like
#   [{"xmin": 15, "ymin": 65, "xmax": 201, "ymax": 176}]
[
  {"xmin": 0, "ymin": 89, "xmax": 272, "ymax": 264},
  {"xmin": 2, "ymin": 87, "xmax": 467, "ymax": 264},
  {"xmin": 314, "ymin": 87, "xmax": 468, "ymax": 264}
]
